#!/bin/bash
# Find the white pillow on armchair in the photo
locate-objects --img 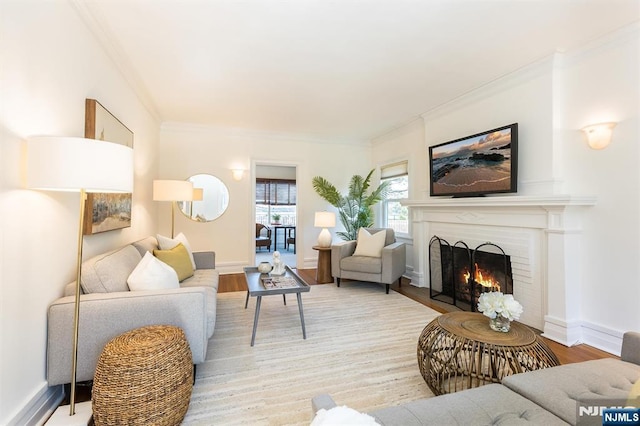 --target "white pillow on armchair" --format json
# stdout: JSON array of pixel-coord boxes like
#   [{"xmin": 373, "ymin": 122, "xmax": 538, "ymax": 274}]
[{"xmin": 352, "ymin": 228, "xmax": 386, "ymax": 258}]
